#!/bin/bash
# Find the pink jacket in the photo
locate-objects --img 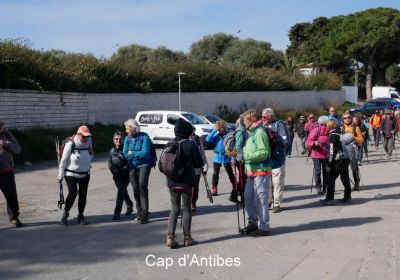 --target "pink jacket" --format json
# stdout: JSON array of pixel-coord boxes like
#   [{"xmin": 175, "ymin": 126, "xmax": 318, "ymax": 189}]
[
  {"xmin": 306, "ymin": 125, "xmax": 329, "ymax": 159},
  {"xmin": 304, "ymin": 121, "xmax": 317, "ymax": 135}
]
